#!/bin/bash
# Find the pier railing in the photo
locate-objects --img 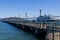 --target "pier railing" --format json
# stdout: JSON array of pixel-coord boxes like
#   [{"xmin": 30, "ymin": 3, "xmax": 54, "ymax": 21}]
[
  {"xmin": 4, "ymin": 20, "xmax": 47, "ymax": 29},
  {"xmin": 46, "ymin": 20, "xmax": 60, "ymax": 40}
]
